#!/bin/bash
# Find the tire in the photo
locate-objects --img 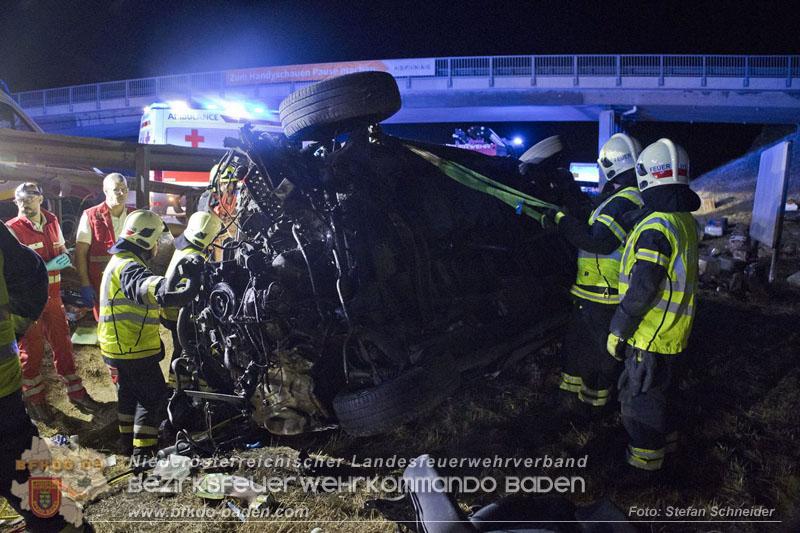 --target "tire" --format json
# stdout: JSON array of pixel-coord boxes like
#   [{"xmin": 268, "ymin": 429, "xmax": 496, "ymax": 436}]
[
  {"xmin": 279, "ymin": 71, "xmax": 401, "ymax": 141},
  {"xmin": 332, "ymin": 355, "xmax": 461, "ymax": 437}
]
